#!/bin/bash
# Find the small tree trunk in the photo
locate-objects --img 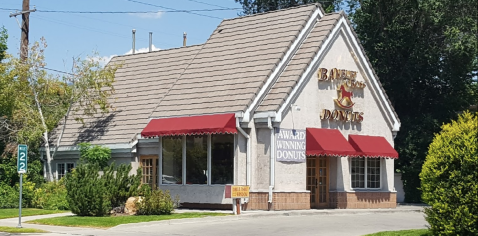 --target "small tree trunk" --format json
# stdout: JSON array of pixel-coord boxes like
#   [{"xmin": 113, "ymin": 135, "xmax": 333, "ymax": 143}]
[{"xmin": 33, "ymin": 88, "xmax": 53, "ymax": 181}]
